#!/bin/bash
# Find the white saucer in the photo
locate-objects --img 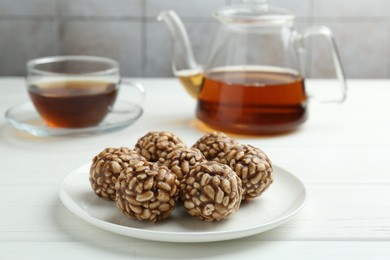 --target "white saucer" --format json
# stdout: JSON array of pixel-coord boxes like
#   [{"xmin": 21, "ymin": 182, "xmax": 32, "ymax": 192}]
[
  {"xmin": 59, "ymin": 163, "xmax": 306, "ymax": 243},
  {"xmin": 4, "ymin": 100, "xmax": 143, "ymax": 137}
]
